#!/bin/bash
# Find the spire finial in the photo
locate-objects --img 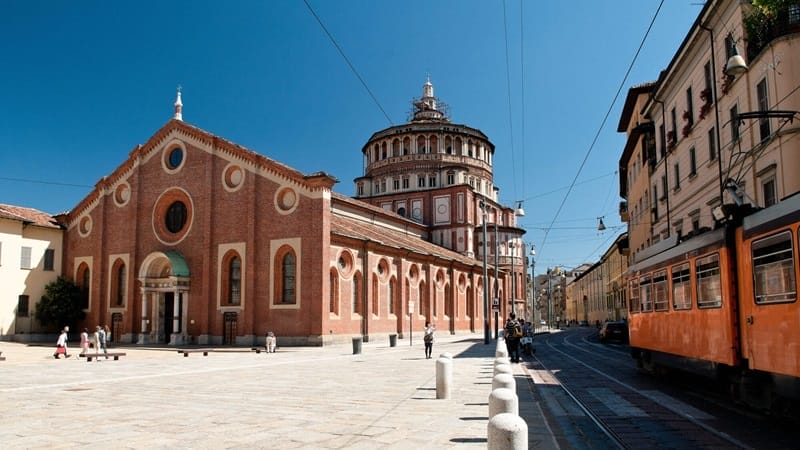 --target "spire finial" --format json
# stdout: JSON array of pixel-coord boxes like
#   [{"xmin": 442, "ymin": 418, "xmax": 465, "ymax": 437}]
[{"xmin": 173, "ymin": 85, "xmax": 183, "ymax": 121}]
